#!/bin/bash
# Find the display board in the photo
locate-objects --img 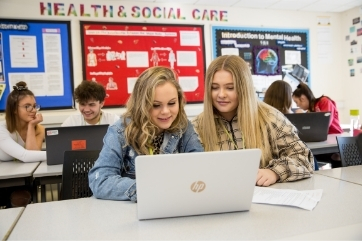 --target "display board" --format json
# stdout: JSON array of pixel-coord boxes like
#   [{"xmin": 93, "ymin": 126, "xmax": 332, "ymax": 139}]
[
  {"xmin": 0, "ymin": 19, "xmax": 74, "ymax": 112},
  {"xmin": 80, "ymin": 22, "xmax": 206, "ymax": 107},
  {"xmin": 211, "ymin": 26, "xmax": 310, "ymax": 93}
]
